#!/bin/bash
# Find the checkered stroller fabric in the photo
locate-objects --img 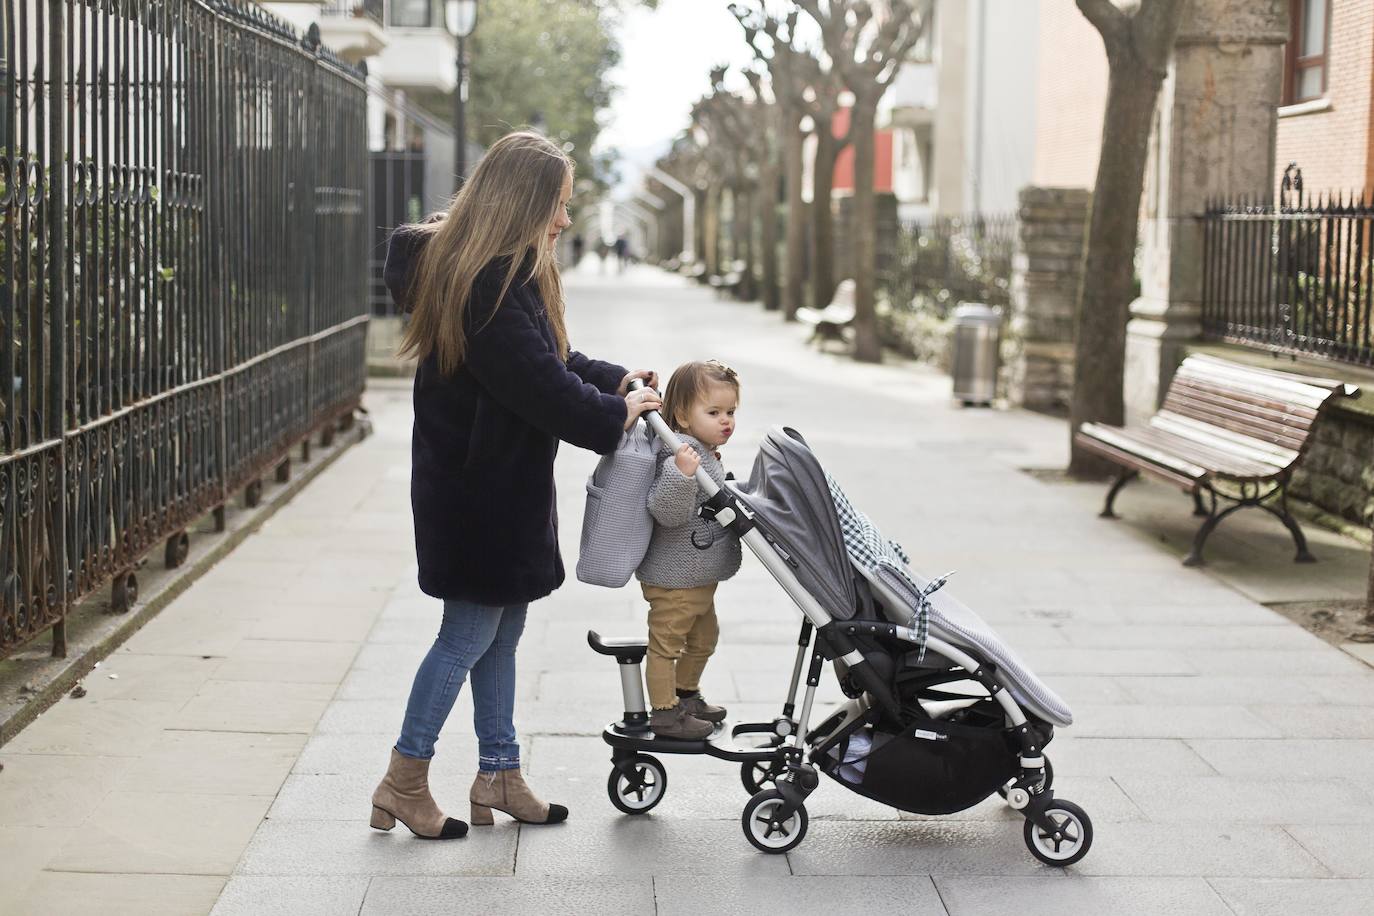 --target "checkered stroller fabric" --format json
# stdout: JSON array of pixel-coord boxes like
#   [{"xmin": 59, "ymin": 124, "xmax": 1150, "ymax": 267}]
[{"xmin": 825, "ymin": 473, "xmax": 930, "ymax": 660}]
